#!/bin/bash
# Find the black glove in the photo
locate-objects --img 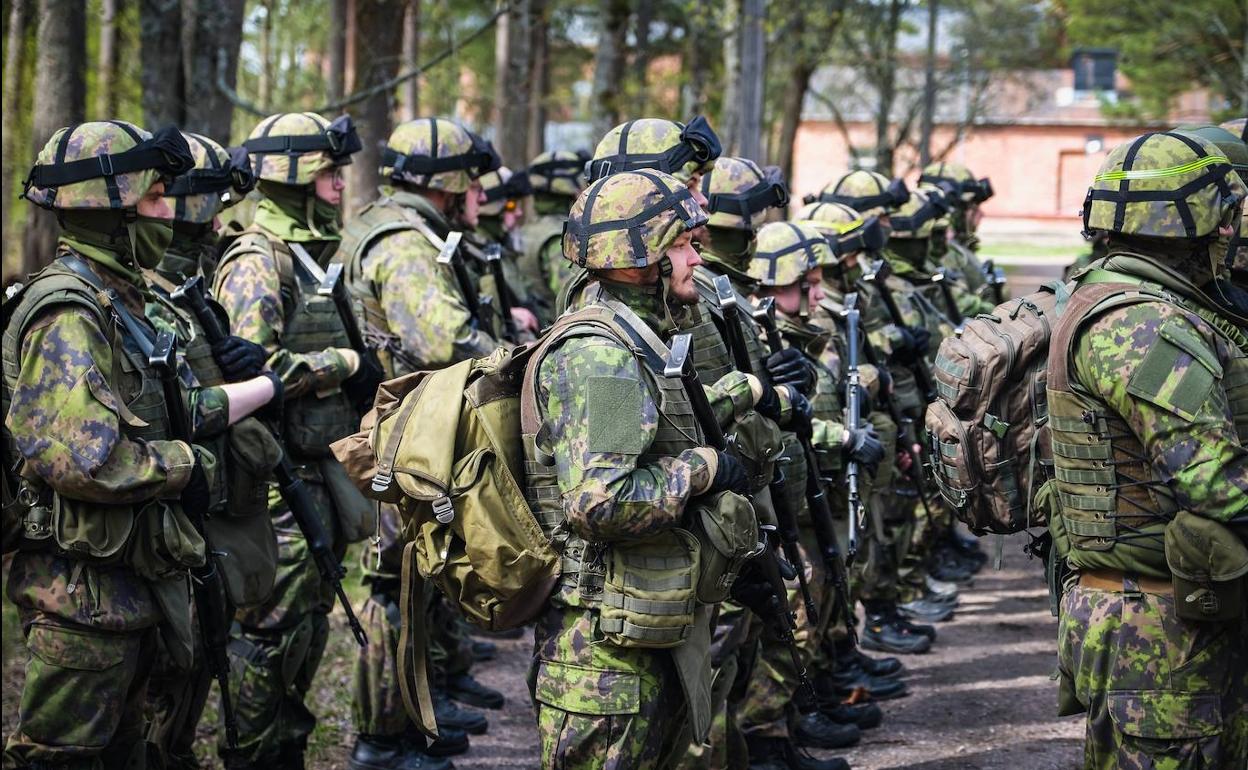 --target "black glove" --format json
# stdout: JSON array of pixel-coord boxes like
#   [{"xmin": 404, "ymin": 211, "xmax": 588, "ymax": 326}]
[
  {"xmin": 842, "ymin": 424, "xmax": 885, "ymax": 478},
  {"xmin": 843, "ymin": 382, "xmax": 873, "ymax": 417},
  {"xmin": 212, "ymin": 335, "xmax": 267, "ymax": 381},
  {"xmin": 708, "ymin": 450, "xmax": 750, "ymax": 496},
  {"xmin": 729, "ymin": 560, "xmax": 781, "ymax": 616},
  {"xmin": 893, "ymin": 325, "xmax": 931, "ymax": 364},
  {"xmin": 180, "ymin": 452, "xmax": 212, "ymax": 522},
  {"xmin": 343, "ymin": 351, "xmax": 385, "ymax": 413},
  {"xmin": 258, "ymin": 370, "xmax": 285, "ymax": 422},
  {"xmin": 766, "ymin": 348, "xmax": 815, "ymax": 395},
  {"xmin": 788, "ymin": 389, "xmax": 813, "ymax": 441},
  {"xmin": 877, "ymin": 367, "xmax": 893, "ymax": 394},
  {"xmin": 754, "ymin": 382, "xmax": 782, "ymax": 422}
]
